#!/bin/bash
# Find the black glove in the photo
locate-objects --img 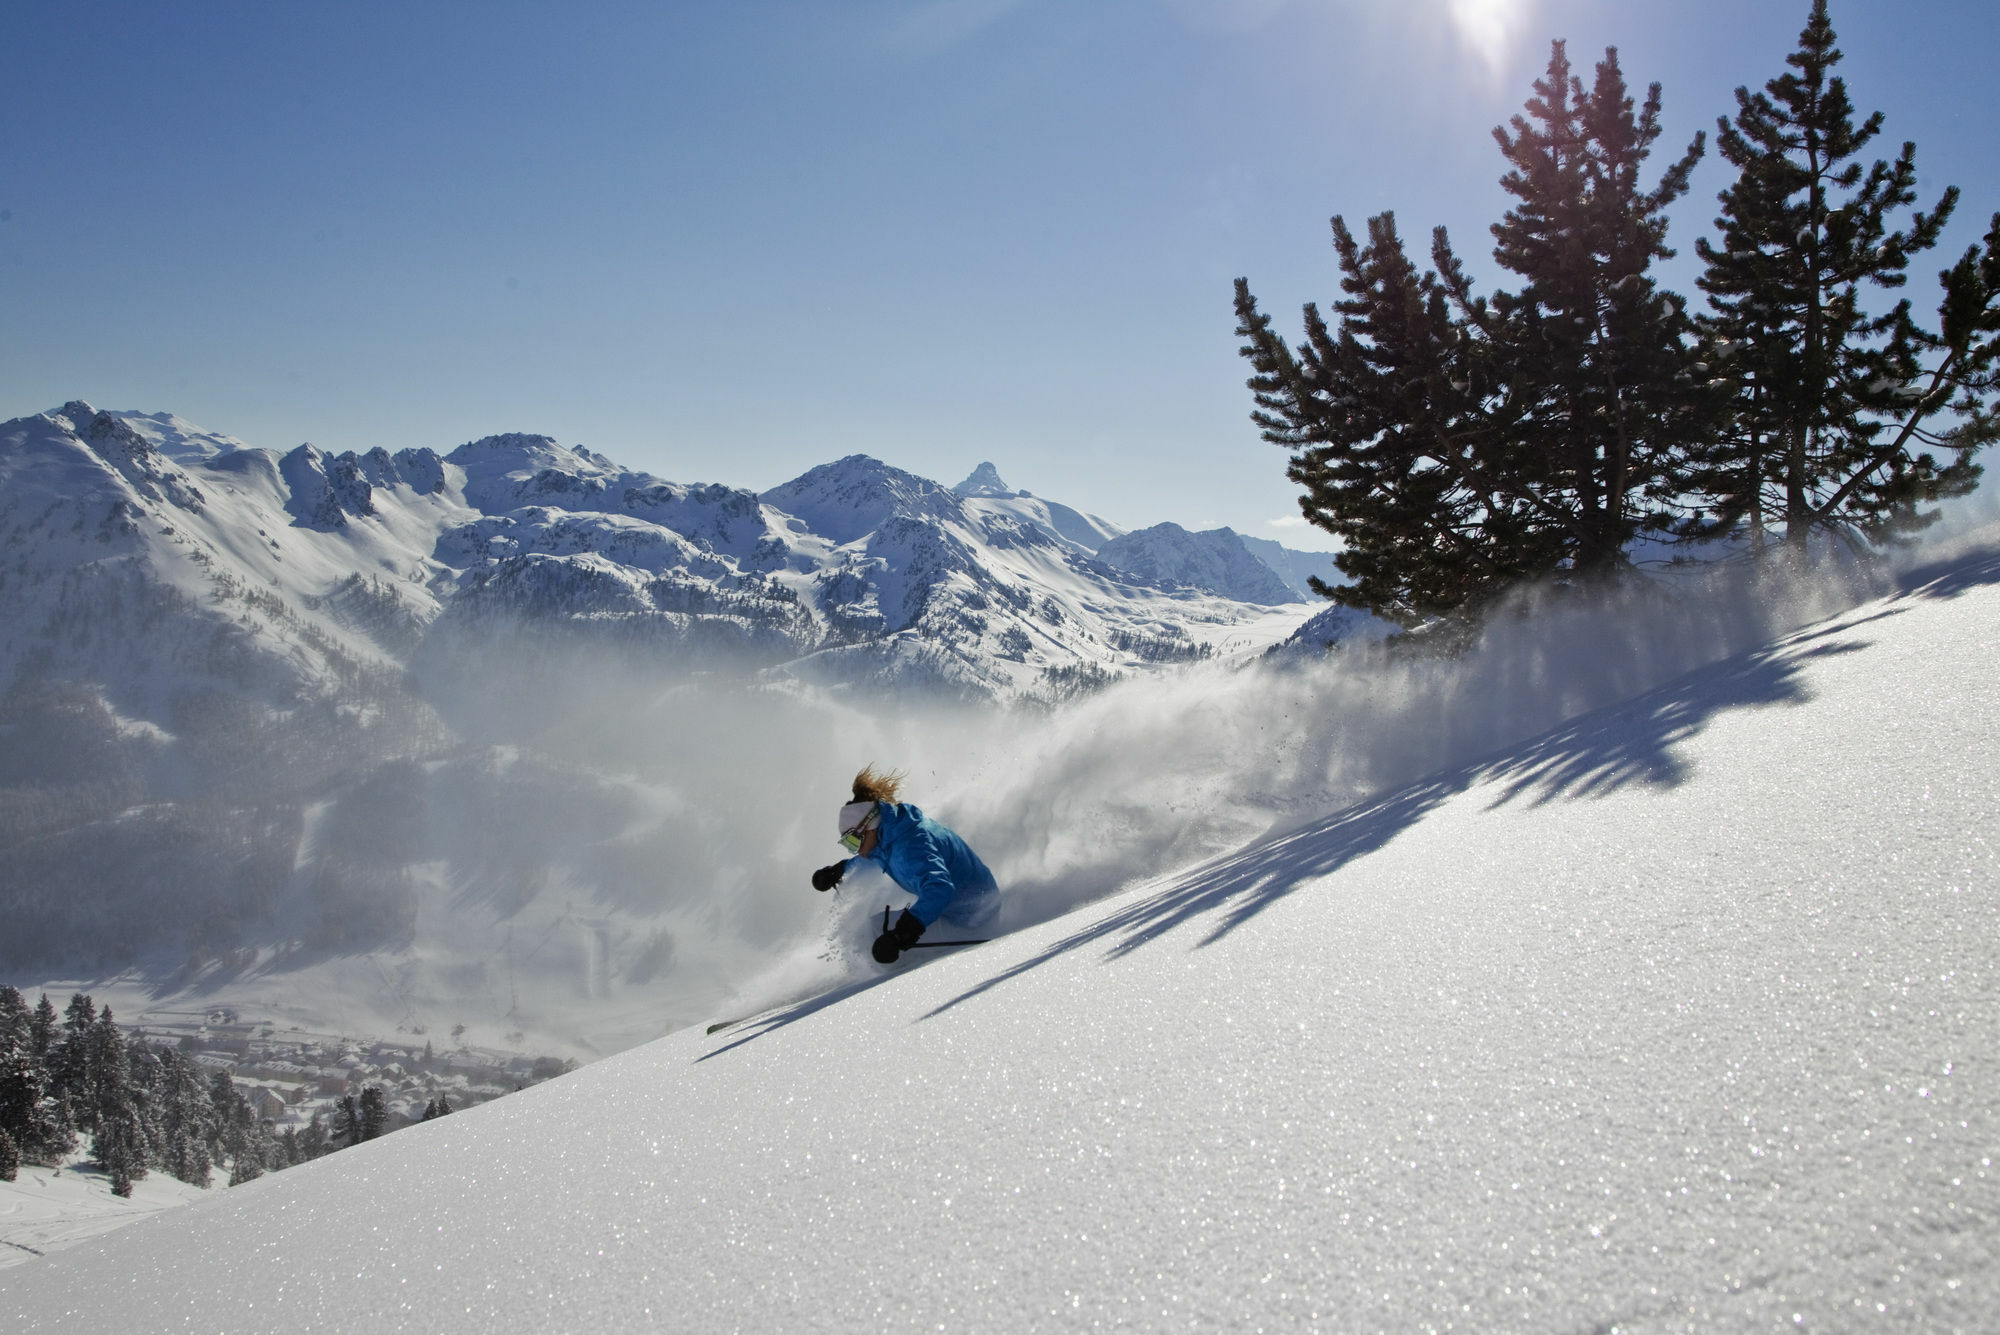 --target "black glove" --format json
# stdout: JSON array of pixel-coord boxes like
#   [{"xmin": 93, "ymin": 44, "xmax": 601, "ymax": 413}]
[
  {"xmin": 871, "ymin": 910, "xmax": 926, "ymax": 964},
  {"xmin": 811, "ymin": 863, "xmax": 845, "ymax": 892}
]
